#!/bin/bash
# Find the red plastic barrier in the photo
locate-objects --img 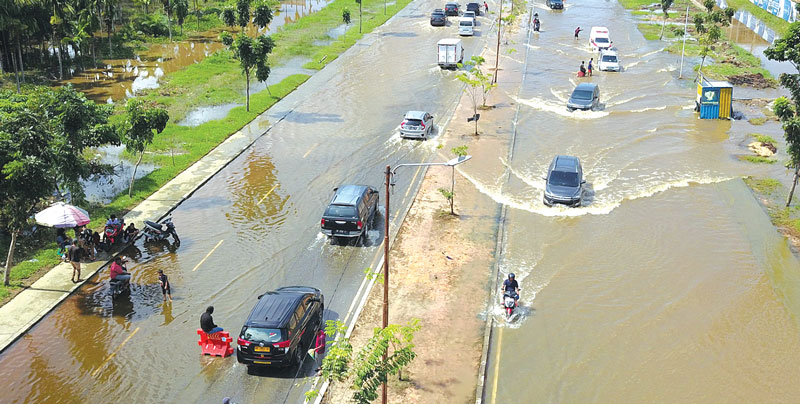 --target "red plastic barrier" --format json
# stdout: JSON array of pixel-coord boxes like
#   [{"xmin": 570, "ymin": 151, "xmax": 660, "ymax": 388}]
[{"xmin": 197, "ymin": 329, "xmax": 234, "ymax": 357}]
